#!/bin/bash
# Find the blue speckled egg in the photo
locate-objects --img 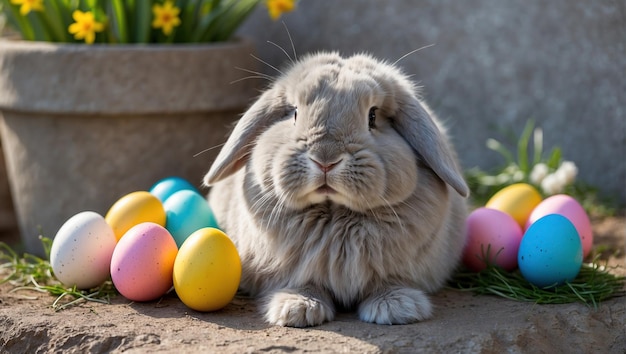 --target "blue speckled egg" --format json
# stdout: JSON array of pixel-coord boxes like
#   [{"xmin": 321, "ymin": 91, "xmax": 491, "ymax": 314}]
[{"xmin": 518, "ymin": 214, "xmax": 583, "ymax": 288}]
